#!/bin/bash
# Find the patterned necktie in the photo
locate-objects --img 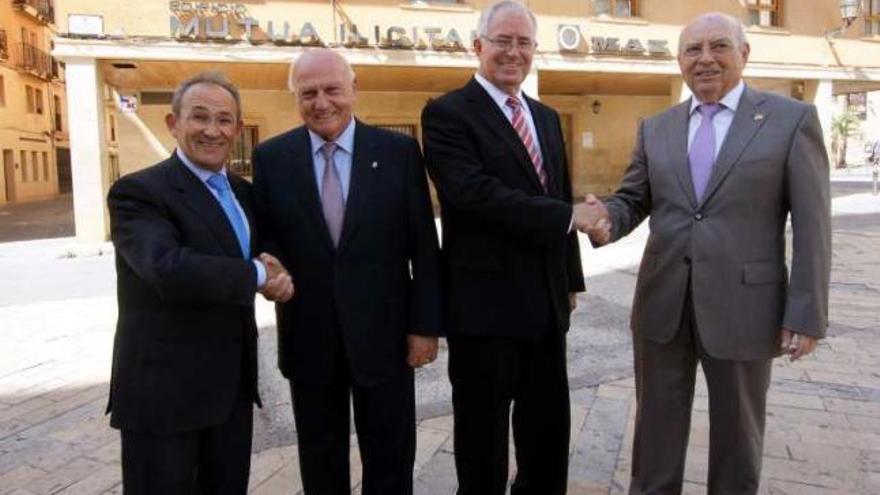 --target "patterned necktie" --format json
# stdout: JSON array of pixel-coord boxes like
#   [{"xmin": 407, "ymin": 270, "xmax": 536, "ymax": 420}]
[
  {"xmin": 506, "ymin": 96, "xmax": 547, "ymax": 190},
  {"xmin": 688, "ymin": 103, "xmax": 724, "ymax": 201},
  {"xmin": 320, "ymin": 142, "xmax": 345, "ymax": 247},
  {"xmin": 206, "ymin": 173, "xmax": 250, "ymax": 258}
]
